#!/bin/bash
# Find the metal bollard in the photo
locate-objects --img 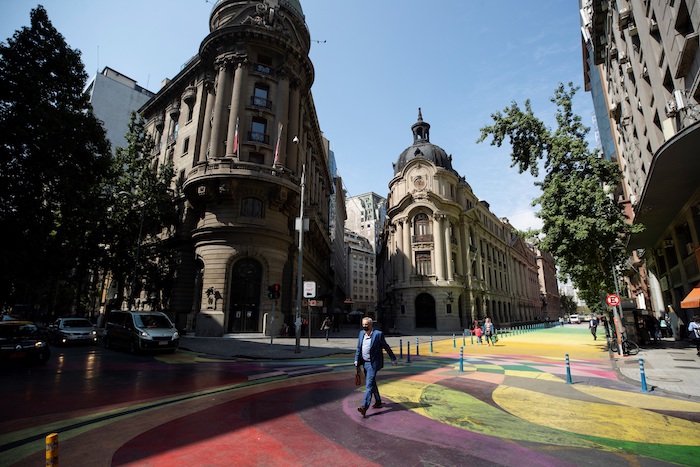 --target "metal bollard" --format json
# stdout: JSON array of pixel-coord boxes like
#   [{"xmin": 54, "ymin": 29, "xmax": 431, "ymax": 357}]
[
  {"xmin": 565, "ymin": 354, "xmax": 573, "ymax": 384},
  {"xmin": 399, "ymin": 339, "xmax": 403, "ymax": 360},
  {"xmin": 639, "ymin": 358, "xmax": 649, "ymax": 393},
  {"xmin": 470, "ymin": 331, "xmax": 474, "ymax": 345},
  {"xmin": 416, "ymin": 337, "xmax": 420, "ymax": 356},
  {"xmin": 430, "ymin": 336, "xmax": 434, "ymax": 353},
  {"xmin": 46, "ymin": 432, "xmax": 58, "ymax": 467},
  {"xmin": 459, "ymin": 347, "xmax": 464, "ymax": 372},
  {"xmin": 453, "ymin": 333, "xmax": 456, "ymax": 348},
  {"xmin": 407, "ymin": 342, "xmax": 411, "ymax": 363},
  {"xmin": 462, "ymin": 331, "xmax": 466, "ymax": 346}
]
